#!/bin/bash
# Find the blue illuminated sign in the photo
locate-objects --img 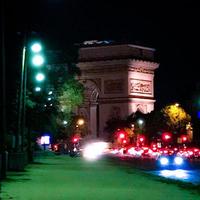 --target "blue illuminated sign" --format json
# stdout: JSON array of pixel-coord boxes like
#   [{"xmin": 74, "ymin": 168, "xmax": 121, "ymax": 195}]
[
  {"xmin": 41, "ymin": 136, "xmax": 50, "ymax": 145},
  {"xmin": 197, "ymin": 111, "xmax": 200, "ymax": 119}
]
